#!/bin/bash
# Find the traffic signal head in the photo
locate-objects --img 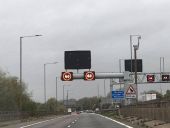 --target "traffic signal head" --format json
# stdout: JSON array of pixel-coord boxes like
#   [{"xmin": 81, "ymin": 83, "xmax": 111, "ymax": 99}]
[
  {"xmin": 61, "ymin": 72, "xmax": 73, "ymax": 81},
  {"xmin": 147, "ymin": 75, "xmax": 155, "ymax": 82},
  {"xmin": 84, "ymin": 71, "xmax": 95, "ymax": 80},
  {"xmin": 162, "ymin": 75, "xmax": 170, "ymax": 81}
]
